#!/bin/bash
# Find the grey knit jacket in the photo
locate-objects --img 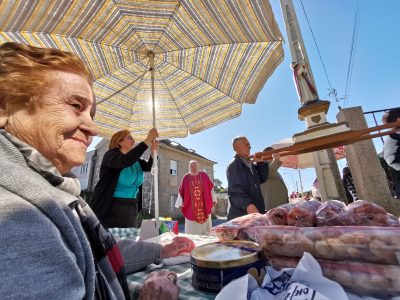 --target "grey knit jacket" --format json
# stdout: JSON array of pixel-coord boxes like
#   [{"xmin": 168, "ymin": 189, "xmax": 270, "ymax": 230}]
[{"xmin": 0, "ymin": 132, "xmax": 161, "ymax": 299}]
